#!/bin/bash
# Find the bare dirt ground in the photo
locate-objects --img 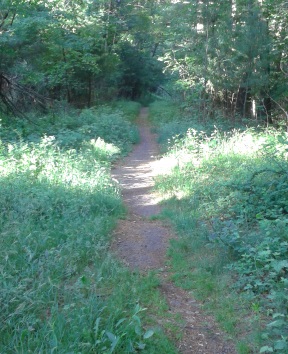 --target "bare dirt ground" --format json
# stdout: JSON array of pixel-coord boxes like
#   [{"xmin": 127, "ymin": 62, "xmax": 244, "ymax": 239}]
[{"xmin": 111, "ymin": 108, "xmax": 236, "ymax": 354}]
